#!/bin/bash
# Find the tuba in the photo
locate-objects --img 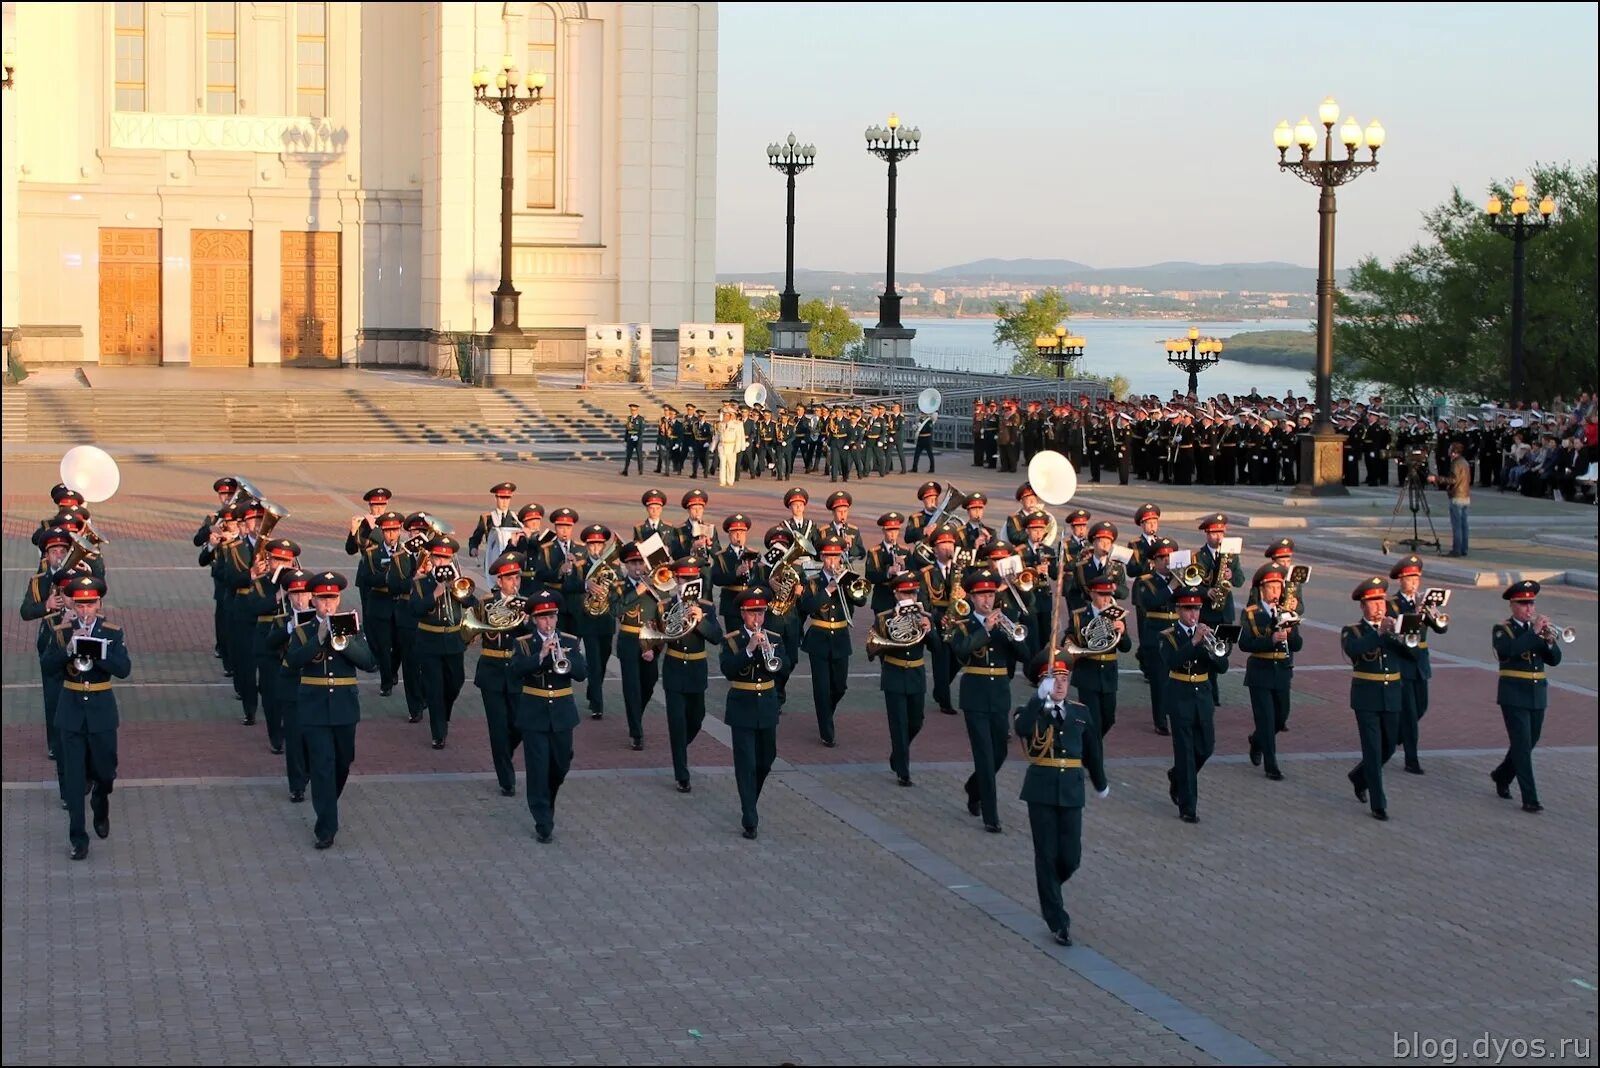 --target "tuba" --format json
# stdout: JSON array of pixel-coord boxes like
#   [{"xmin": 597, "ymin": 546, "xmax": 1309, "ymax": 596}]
[
  {"xmin": 252, "ymin": 499, "xmax": 292, "ymax": 562},
  {"xmin": 767, "ymin": 539, "xmax": 808, "ymax": 616},
  {"xmin": 865, "ymin": 604, "xmax": 930, "ymax": 660},
  {"xmin": 582, "ymin": 538, "xmax": 622, "ymax": 616}
]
